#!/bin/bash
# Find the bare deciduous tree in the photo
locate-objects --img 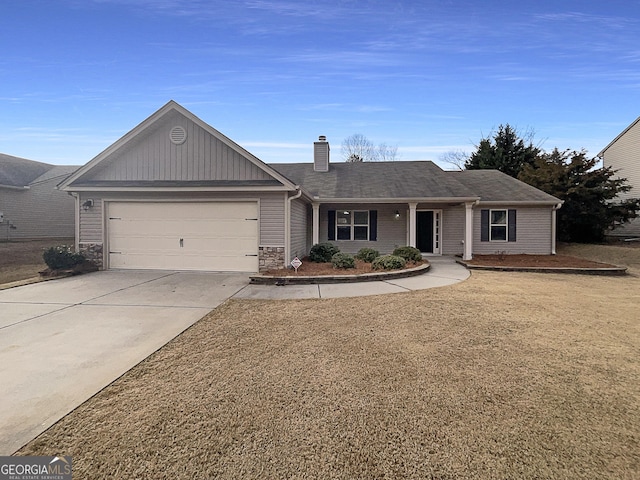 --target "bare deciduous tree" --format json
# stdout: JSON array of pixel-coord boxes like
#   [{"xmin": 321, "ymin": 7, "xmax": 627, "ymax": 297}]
[
  {"xmin": 341, "ymin": 134, "xmax": 399, "ymax": 162},
  {"xmin": 439, "ymin": 150, "xmax": 470, "ymax": 171}
]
